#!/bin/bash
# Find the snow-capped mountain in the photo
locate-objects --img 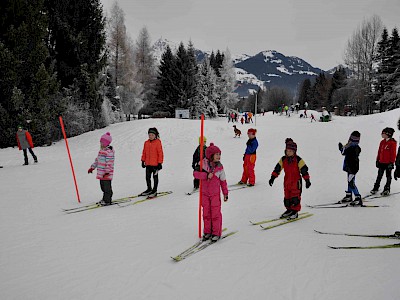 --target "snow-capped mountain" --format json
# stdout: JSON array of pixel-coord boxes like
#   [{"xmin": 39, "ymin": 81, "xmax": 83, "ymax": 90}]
[
  {"xmin": 152, "ymin": 39, "xmax": 326, "ymax": 97},
  {"xmin": 234, "ymin": 50, "xmax": 324, "ymax": 97}
]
